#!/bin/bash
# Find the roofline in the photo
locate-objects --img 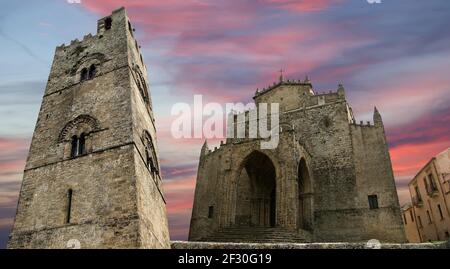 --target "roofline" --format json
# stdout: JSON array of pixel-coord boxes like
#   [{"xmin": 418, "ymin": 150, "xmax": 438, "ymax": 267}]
[
  {"xmin": 408, "ymin": 157, "xmax": 436, "ymax": 186},
  {"xmin": 253, "ymin": 80, "xmax": 313, "ymax": 99}
]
